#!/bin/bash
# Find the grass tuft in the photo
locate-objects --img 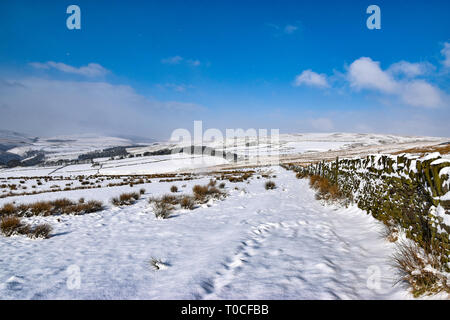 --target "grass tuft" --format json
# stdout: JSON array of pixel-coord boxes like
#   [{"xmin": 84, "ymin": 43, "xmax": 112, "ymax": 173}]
[
  {"xmin": 393, "ymin": 241, "xmax": 450, "ymax": 297},
  {"xmin": 265, "ymin": 181, "xmax": 276, "ymax": 190},
  {"xmin": 112, "ymin": 192, "xmax": 140, "ymax": 206}
]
